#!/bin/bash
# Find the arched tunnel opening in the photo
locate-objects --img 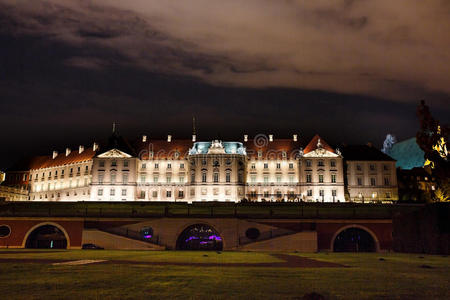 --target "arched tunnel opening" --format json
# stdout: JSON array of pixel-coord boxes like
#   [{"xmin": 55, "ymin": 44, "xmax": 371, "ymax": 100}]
[
  {"xmin": 333, "ymin": 227, "xmax": 376, "ymax": 252},
  {"xmin": 25, "ymin": 224, "xmax": 67, "ymax": 249},
  {"xmin": 176, "ymin": 224, "xmax": 223, "ymax": 251}
]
